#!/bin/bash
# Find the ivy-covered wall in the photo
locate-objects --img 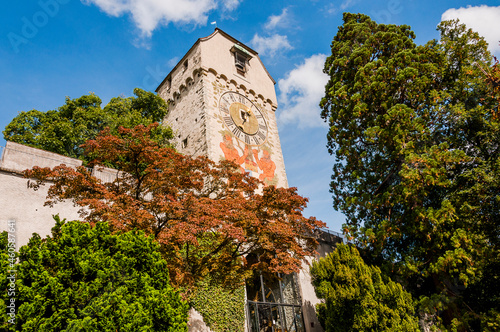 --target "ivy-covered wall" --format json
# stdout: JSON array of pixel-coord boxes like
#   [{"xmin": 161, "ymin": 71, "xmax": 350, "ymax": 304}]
[{"xmin": 191, "ymin": 279, "xmax": 246, "ymax": 332}]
